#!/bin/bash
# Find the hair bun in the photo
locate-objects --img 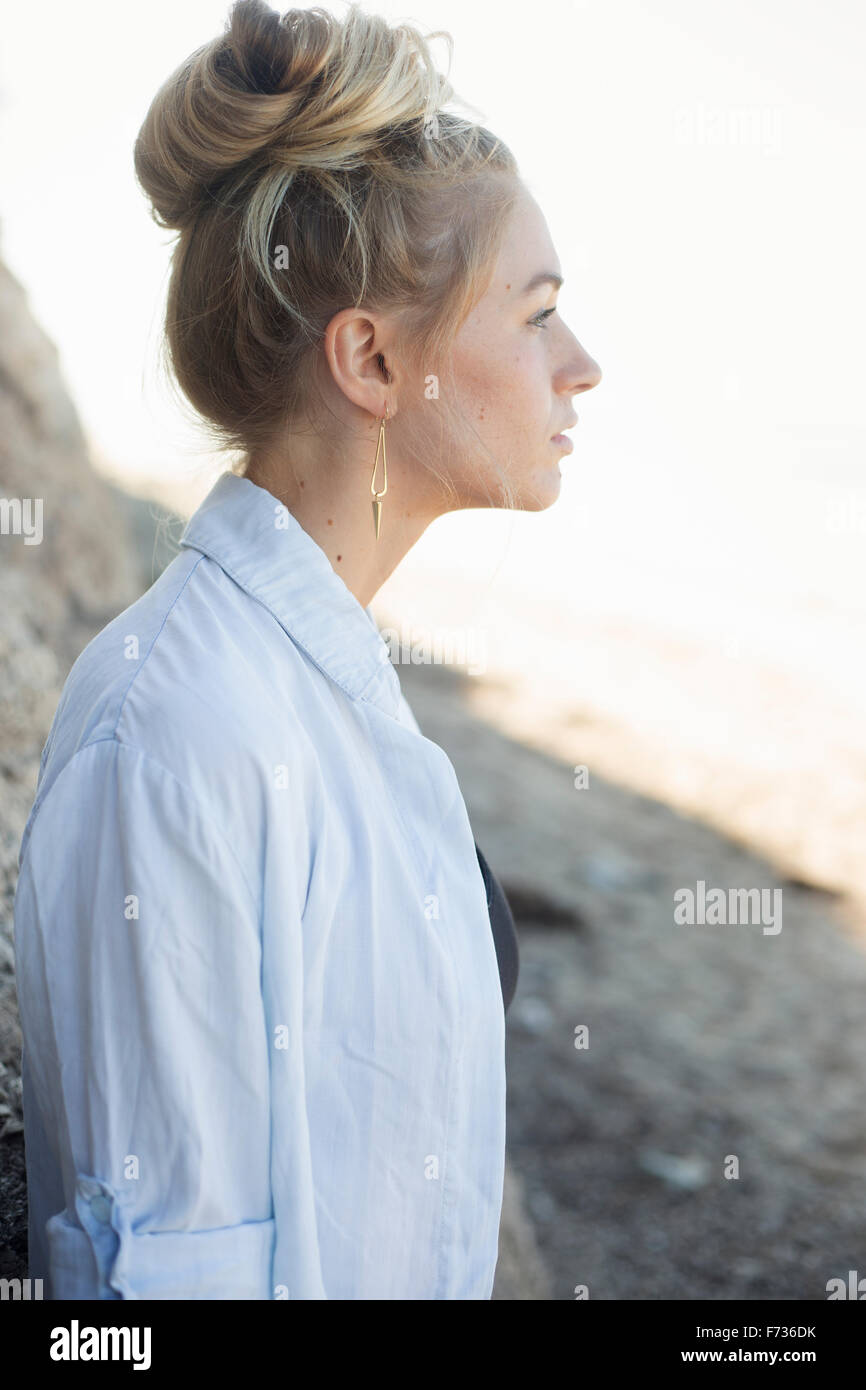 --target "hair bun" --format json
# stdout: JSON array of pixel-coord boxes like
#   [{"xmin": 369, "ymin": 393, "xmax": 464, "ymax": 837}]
[{"xmin": 134, "ymin": 0, "xmax": 452, "ymax": 232}]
